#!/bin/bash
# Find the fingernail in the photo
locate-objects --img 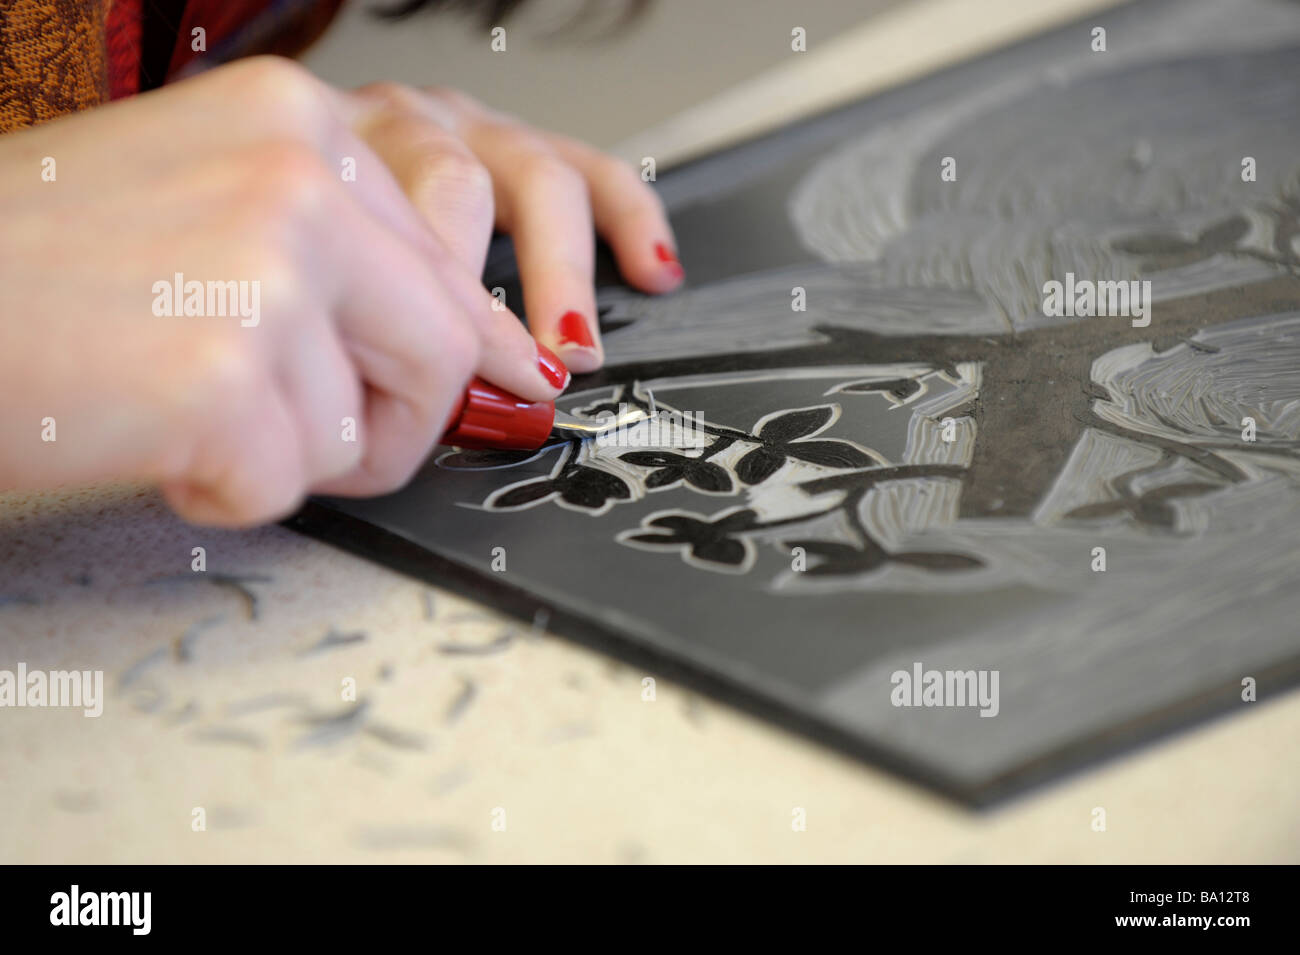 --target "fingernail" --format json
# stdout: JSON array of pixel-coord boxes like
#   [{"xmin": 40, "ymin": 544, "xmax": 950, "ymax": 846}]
[
  {"xmin": 655, "ymin": 241, "xmax": 685, "ymax": 280},
  {"xmin": 557, "ymin": 310, "xmax": 595, "ymax": 349},
  {"xmin": 536, "ymin": 342, "xmax": 570, "ymax": 390}
]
